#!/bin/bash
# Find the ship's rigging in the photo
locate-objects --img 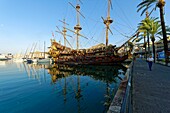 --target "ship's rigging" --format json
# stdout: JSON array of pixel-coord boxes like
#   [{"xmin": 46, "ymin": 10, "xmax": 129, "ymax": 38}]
[
  {"xmin": 68, "ymin": 1, "xmax": 87, "ymax": 50},
  {"xmin": 53, "ymin": 0, "xmax": 137, "ymax": 49},
  {"xmin": 48, "ymin": 0, "xmax": 140, "ymax": 65}
]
